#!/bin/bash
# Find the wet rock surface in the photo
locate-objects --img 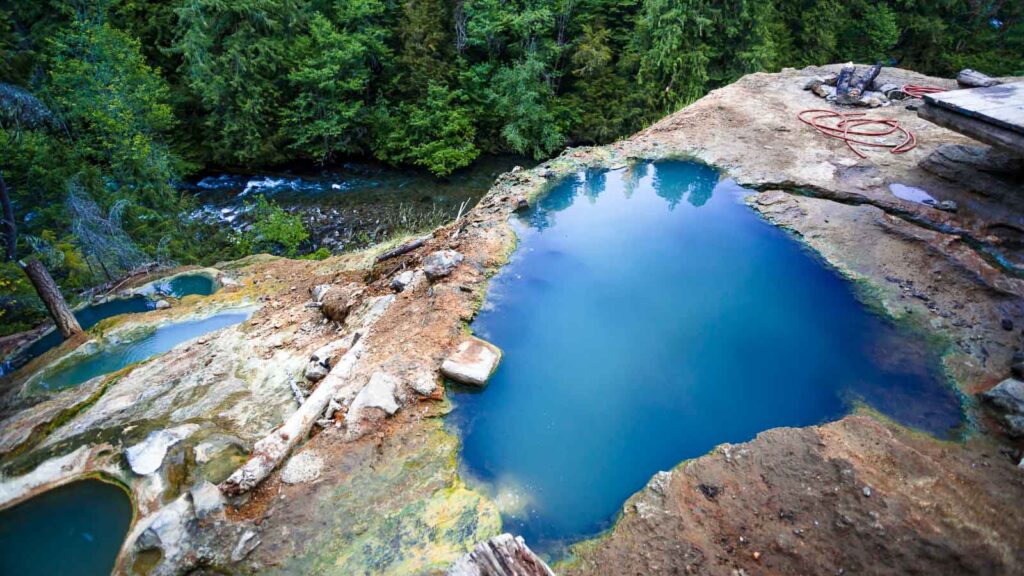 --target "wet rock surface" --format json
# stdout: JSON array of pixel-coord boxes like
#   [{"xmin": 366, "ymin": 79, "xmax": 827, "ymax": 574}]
[{"xmin": 564, "ymin": 416, "xmax": 1024, "ymax": 575}]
